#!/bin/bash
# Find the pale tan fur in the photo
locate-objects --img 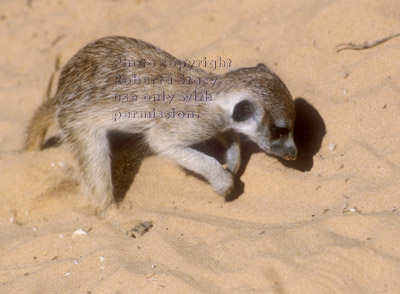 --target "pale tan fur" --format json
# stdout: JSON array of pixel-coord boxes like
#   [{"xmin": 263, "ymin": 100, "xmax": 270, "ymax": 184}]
[
  {"xmin": 24, "ymin": 36, "xmax": 297, "ymax": 212},
  {"xmin": 25, "ymin": 98, "xmax": 57, "ymax": 151}
]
